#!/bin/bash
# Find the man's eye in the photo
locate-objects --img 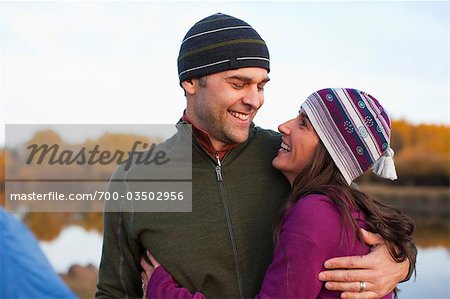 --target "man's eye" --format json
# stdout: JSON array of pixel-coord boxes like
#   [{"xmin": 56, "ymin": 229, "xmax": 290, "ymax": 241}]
[
  {"xmin": 231, "ymin": 83, "xmax": 245, "ymax": 89},
  {"xmin": 257, "ymin": 85, "xmax": 265, "ymax": 91}
]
